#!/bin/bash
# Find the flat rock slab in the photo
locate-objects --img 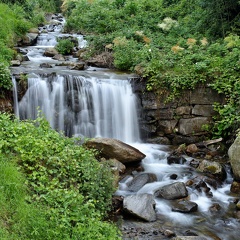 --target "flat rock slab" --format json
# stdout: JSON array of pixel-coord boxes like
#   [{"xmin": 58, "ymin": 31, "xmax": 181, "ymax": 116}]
[
  {"xmin": 123, "ymin": 193, "xmax": 156, "ymax": 222},
  {"xmin": 154, "ymin": 182, "xmax": 188, "ymax": 200},
  {"xmin": 85, "ymin": 137, "xmax": 146, "ymax": 163}
]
